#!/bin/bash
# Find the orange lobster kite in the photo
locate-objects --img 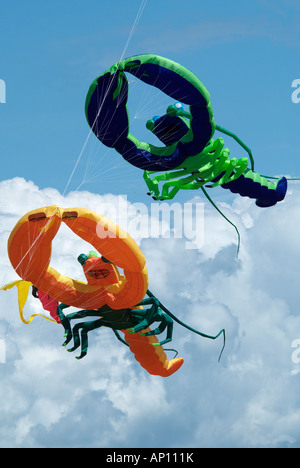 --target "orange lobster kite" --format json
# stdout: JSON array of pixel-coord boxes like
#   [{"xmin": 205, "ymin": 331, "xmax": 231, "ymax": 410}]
[{"xmin": 2, "ymin": 205, "xmax": 225, "ymax": 377}]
